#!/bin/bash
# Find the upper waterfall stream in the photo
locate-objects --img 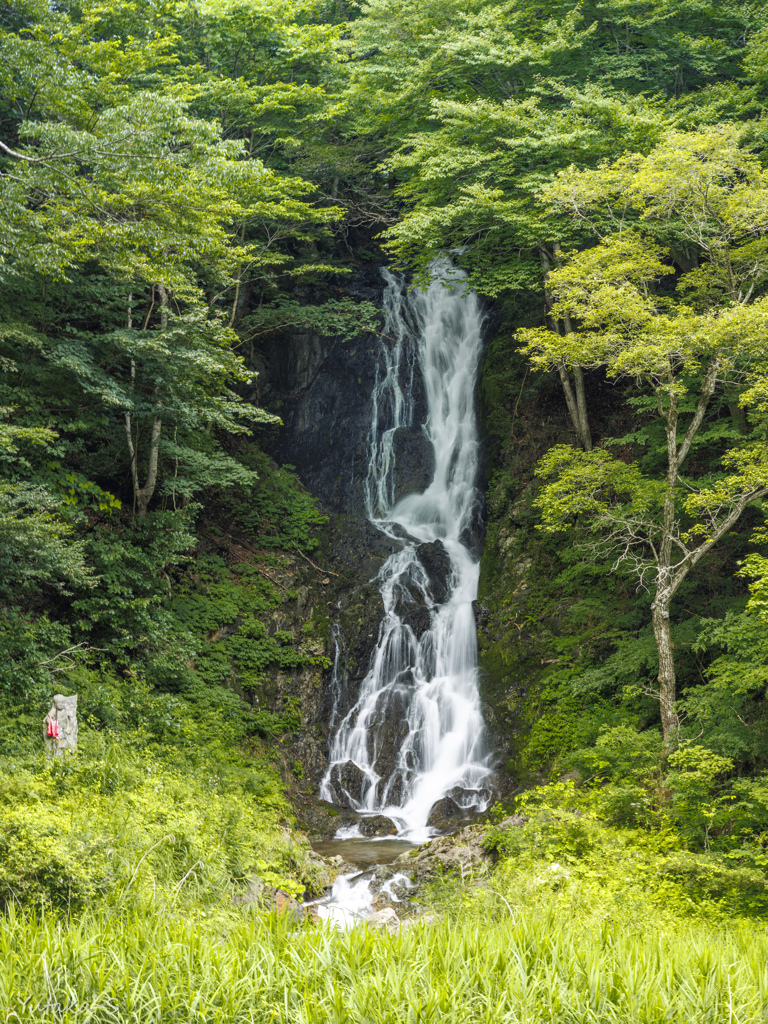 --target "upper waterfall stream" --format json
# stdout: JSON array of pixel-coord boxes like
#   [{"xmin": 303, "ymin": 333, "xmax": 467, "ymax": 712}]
[{"xmin": 320, "ymin": 265, "xmax": 493, "ymax": 842}]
